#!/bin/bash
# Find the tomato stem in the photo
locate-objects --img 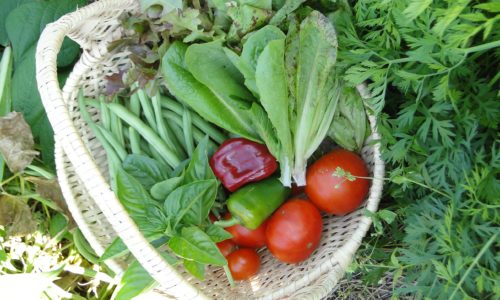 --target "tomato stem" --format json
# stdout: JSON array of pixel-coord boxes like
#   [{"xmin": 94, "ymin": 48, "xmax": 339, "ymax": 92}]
[{"xmin": 214, "ymin": 217, "xmax": 239, "ymax": 228}]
